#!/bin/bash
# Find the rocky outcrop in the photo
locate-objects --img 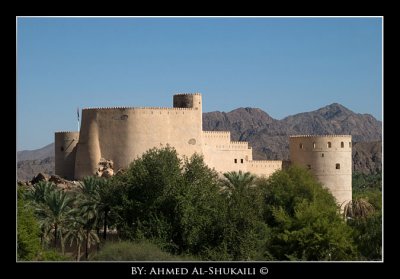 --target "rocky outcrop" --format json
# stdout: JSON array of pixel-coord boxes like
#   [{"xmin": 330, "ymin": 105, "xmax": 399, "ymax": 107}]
[{"xmin": 27, "ymin": 172, "xmax": 78, "ymax": 191}]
